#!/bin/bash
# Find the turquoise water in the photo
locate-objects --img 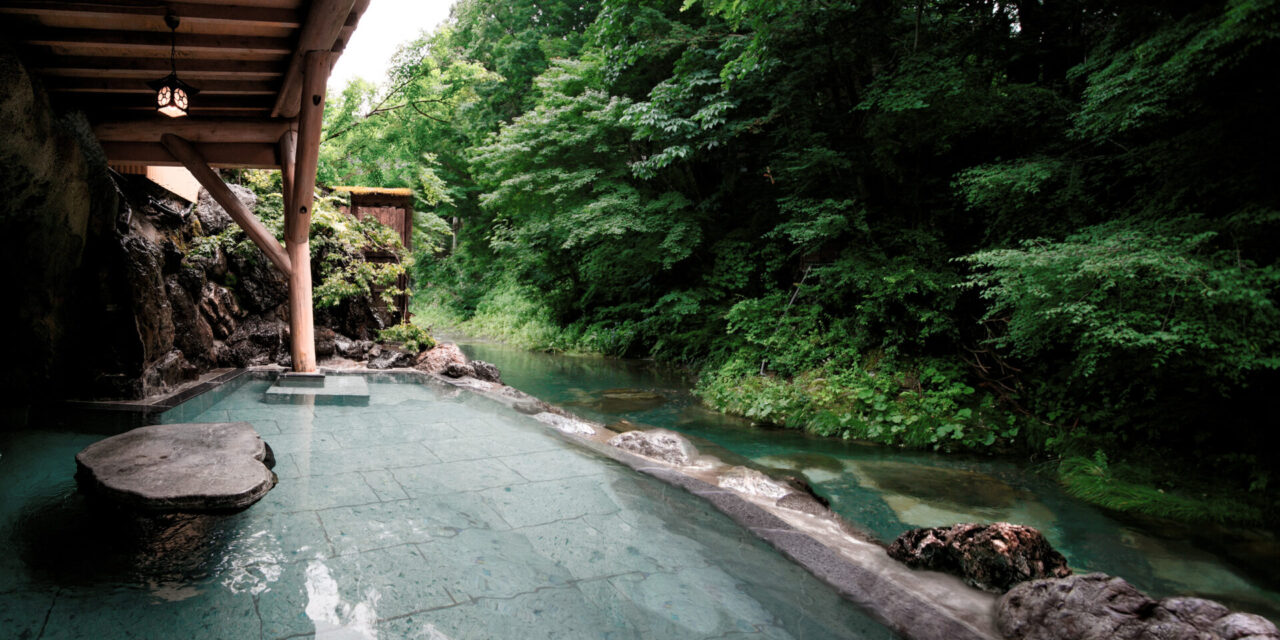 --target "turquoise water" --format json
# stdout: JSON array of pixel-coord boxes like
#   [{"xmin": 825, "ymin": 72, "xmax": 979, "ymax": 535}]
[
  {"xmin": 456, "ymin": 340, "xmax": 1280, "ymax": 622},
  {"xmin": 0, "ymin": 374, "xmax": 894, "ymax": 639}
]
